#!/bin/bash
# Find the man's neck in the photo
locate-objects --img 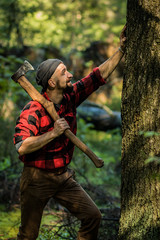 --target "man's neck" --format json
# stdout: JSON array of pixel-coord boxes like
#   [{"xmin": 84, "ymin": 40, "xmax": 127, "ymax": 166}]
[{"xmin": 46, "ymin": 89, "xmax": 63, "ymax": 104}]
